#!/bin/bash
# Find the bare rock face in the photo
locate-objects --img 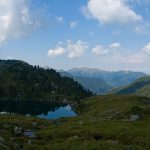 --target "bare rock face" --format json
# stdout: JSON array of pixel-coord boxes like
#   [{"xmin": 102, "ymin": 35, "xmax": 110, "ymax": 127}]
[{"xmin": 129, "ymin": 115, "xmax": 141, "ymax": 121}]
